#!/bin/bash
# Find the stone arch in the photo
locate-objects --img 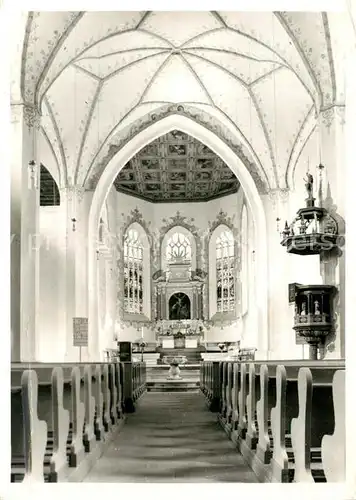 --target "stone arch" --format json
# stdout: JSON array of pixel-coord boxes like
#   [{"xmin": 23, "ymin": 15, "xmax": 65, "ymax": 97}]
[
  {"xmin": 83, "ymin": 104, "xmax": 270, "ymax": 194},
  {"xmin": 87, "ymin": 113, "xmax": 269, "ymax": 359}
]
